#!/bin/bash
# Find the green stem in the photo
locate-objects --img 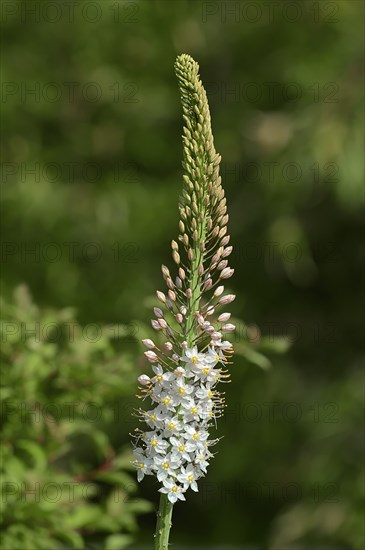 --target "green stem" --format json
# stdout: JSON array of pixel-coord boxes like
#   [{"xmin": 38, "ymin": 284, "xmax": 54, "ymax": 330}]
[{"xmin": 154, "ymin": 493, "xmax": 174, "ymax": 550}]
